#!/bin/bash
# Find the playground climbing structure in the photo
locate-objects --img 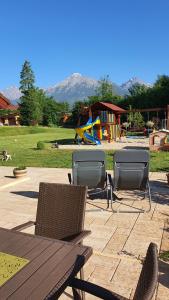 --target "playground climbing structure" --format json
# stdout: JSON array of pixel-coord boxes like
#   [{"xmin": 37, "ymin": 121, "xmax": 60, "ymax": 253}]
[{"xmin": 75, "ymin": 101, "xmax": 126, "ymax": 144}]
